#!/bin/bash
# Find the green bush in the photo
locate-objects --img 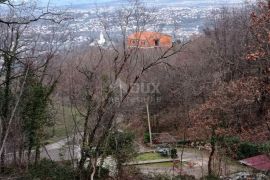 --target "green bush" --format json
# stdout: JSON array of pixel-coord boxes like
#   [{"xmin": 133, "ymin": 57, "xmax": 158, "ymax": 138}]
[
  {"xmin": 223, "ymin": 136, "xmax": 240, "ymax": 145},
  {"xmin": 237, "ymin": 142, "xmax": 259, "ymax": 159},
  {"xmin": 220, "ymin": 136, "xmax": 241, "ymax": 159},
  {"xmin": 170, "ymin": 148, "xmax": 178, "ymax": 159},
  {"xmin": 144, "ymin": 132, "xmax": 150, "ymax": 143},
  {"xmin": 221, "ymin": 137, "xmax": 261, "ymax": 160},
  {"xmin": 25, "ymin": 159, "xmax": 75, "ymax": 180},
  {"xmin": 259, "ymin": 142, "xmax": 270, "ymax": 153}
]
